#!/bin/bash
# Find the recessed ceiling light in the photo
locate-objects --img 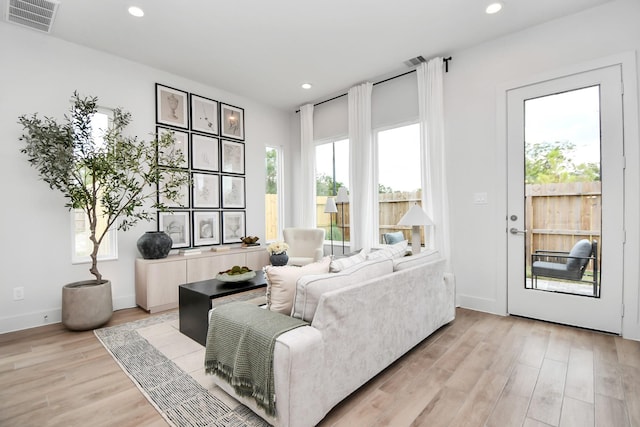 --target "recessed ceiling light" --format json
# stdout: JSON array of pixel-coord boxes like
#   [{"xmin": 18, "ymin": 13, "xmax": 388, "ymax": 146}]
[
  {"xmin": 485, "ymin": 2, "xmax": 503, "ymax": 14},
  {"xmin": 301, "ymin": 83, "xmax": 312, "ymax": 90},
  {"xmin": 128, "ymin": 6, "xmax": 144, "ymax": 17}
]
